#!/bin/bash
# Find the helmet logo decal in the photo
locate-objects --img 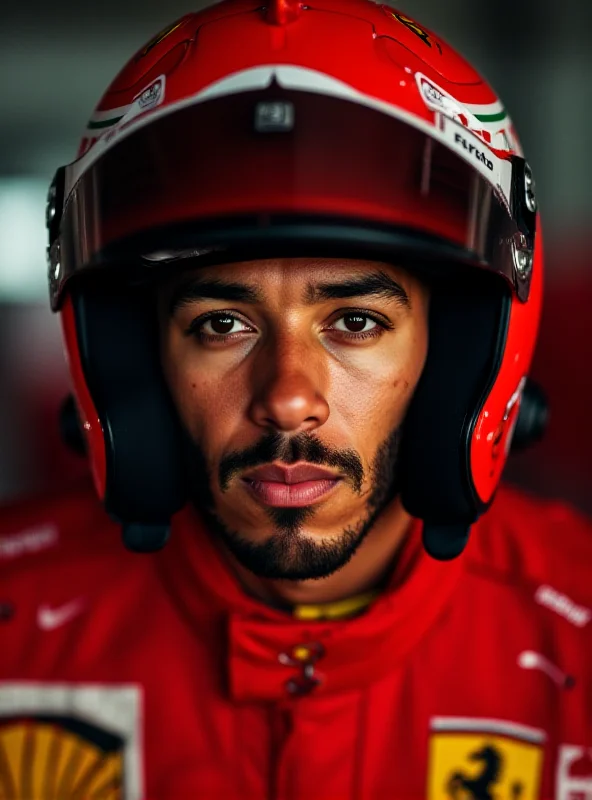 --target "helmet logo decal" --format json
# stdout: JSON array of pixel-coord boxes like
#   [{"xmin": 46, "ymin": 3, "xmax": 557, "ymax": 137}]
[
  {"xmin": 391, "ymin": 12, "xmax": 442, "ymax": 54},
  {"xmin": 416, "ymin": 73, "xmax": 521, "ymax": 155},
  {"xmin": 135, "ymin": 20, "xmax": 184, "ymax": 61},
  {"xmin": 454, "ymin": 132, "xmax": 494, "ymax": 172},
  {"xmin": 85, "ymin": 75, "xmax": 166, "ymax": 153},
  {"xmin": 254, "ymin": 100, "xmax": 295, "ymax": 132},
  {"xmin": 137, "ymin": 77, "xmax": 165, "ymax": 112},
  {"xmin": 436, "ymin": 113, "xmax": 513, "ymax": 209},
  {"xmin": 512, "ymin": 232, "xmax": 534, "ymax": 281},
  {"xmin": 490, "ymin": 376, "xmax": 527, "ymax": 465}
]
